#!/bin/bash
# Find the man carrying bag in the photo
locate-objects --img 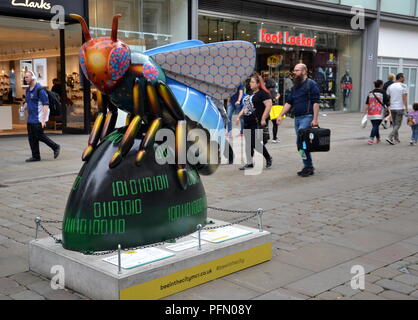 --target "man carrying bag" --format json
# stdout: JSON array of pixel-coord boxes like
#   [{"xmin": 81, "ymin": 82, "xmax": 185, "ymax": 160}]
[{"xmin": 276, "ymin": 63, "xmax": 322, "ymax": 177}]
